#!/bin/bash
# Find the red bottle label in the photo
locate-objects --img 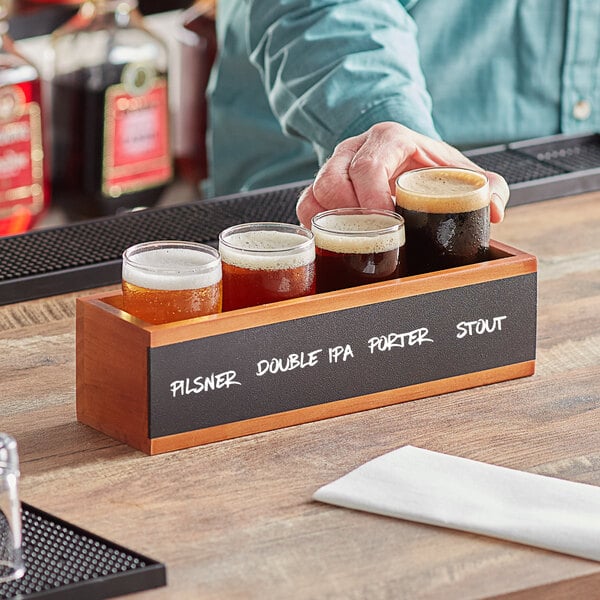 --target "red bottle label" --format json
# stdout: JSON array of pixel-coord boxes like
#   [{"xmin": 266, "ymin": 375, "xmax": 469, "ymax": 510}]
[
  {"xmin": 103, "ymin": 67, "xmax": 172, "ymax": 197},
  {"xmin": 0, "ymin": 85, "xmax": 45, "ymax": 228}
]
